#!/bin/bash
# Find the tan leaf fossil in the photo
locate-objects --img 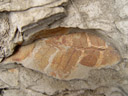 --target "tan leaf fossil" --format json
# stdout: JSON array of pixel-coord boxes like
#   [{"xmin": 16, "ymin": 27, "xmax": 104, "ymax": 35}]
[{"xmin": 3, "ymin": 28, "xmax": 121, "ymax": 80}]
